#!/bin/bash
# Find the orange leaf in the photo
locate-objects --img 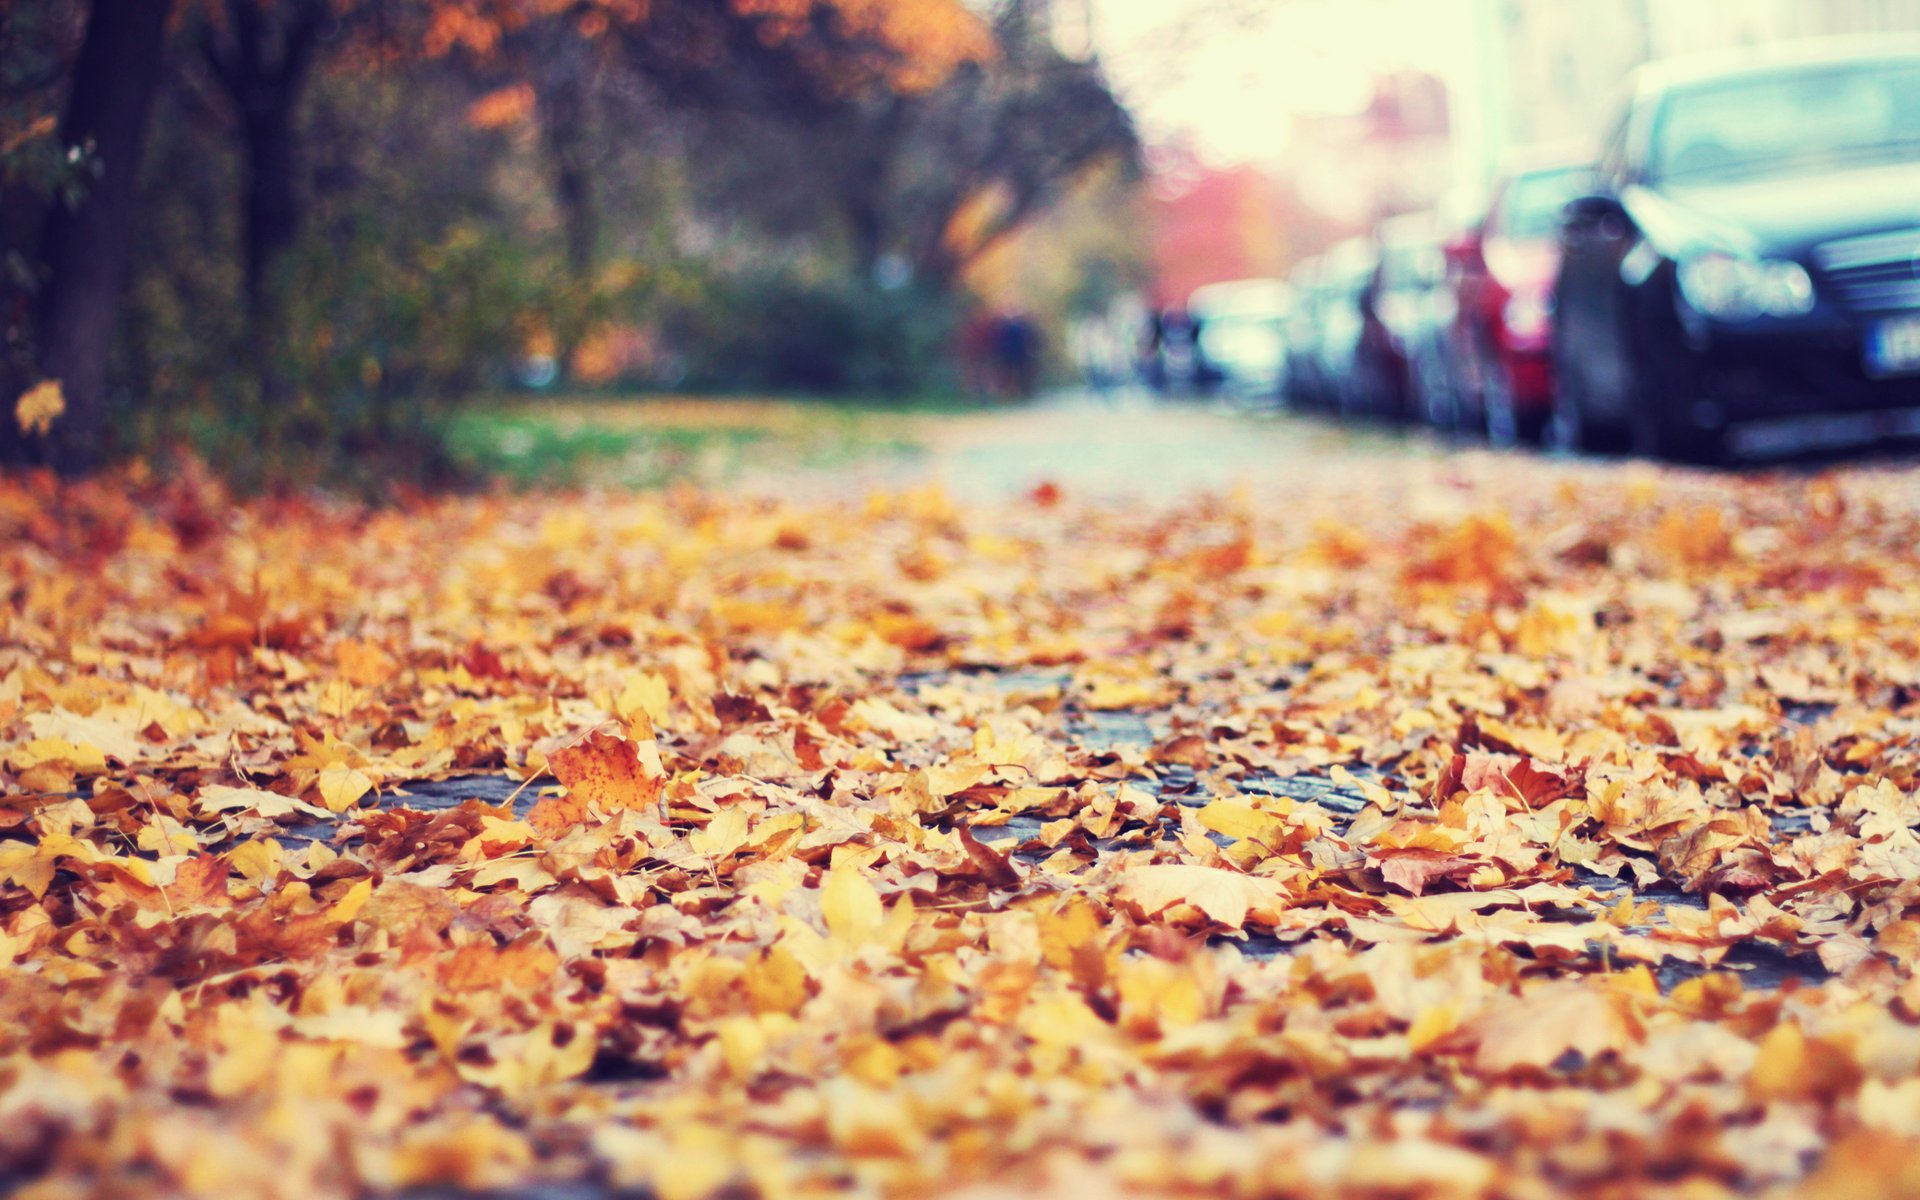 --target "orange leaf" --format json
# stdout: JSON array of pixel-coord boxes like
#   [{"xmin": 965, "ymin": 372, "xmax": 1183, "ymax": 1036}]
[{"xmin": 529, "ymin": 729, "xmax": 664, "ymax": 836}]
